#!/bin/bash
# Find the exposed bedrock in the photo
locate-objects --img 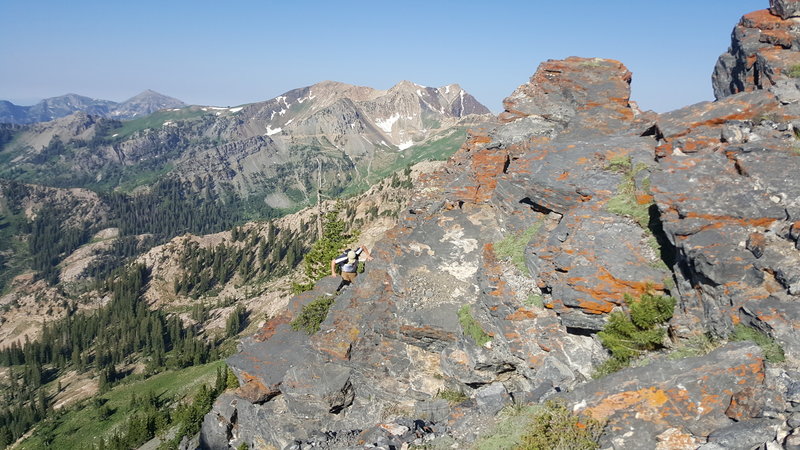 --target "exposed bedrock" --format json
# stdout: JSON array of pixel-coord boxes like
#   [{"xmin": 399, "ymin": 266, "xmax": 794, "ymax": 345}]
[{"xmin": 202, "ymin": 8, "xmax": 800, "ymax": 446}]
